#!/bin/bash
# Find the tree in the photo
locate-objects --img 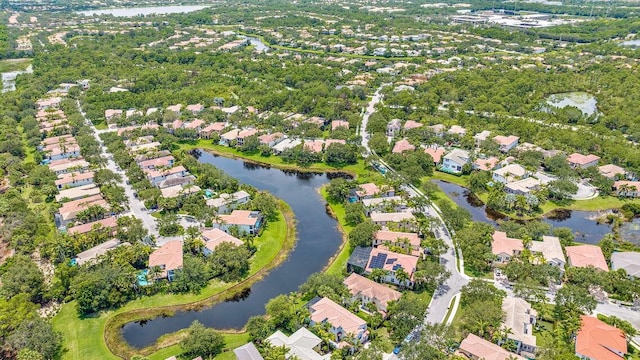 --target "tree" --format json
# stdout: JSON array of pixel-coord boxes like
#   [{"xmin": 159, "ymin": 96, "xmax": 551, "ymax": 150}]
[
  {"xmin": 348, "ymin": 220, "xmax": 379, "ymax": 247},
  {"xmin": 395, "ymin": 267, "xmax": 410, "ymax": 289},
  {"xmin": 180, "ymin": 321, "xmax": 225, "ymax": 359},
  {"xmin": 553, "ymin": 227, "xmax": 574, "ymax": 246},
  {"xmin": 326, "ymin": 178, "xmax": 352, "ymax": 203},
  {"xmin": 298, "ymin": 273, "xmax": 348, "ymax": 301},
  {"xmin": 208, "ymin": 242, "xmax": 250, "ymax": 282},
  {"xmin": 554, "ymin": 284, "xmax": 597, "ymax": 318},
  {"xmin": 158, "ymin": 213, "xmax": 183, "ymax": 236},
  {"xmin": 547, "ymin": 179, "xmax": 578, "ymax": 201},
  {"xmin": 240, "ymin": 135, "xmax": 261, "ymax": 154},
  {"xmin": 324, "ymin": 143, "xmax": 357, "ymax": 166},
  {"xmin": 369, "ymin": 133, "xmax": 390, "ymax": 155},
  {"xmin": 7, "ymin": 318, "xmax": 62, "ymax": 360},
  {"xmin": 387, "ymin": 294, "xmax": 428, "ymax": 343},
  {"xmin": 265, "ymin": 294, "xmax": 307, "ymax": 332},
  {"xmin": 171, "ymin": 255, "xmax": 211, "ymax": 294},
  {"xmin": 0, "ymin": 293, "xmax": 39, "ymax": 338},
  {"xmin": 0, "ymin": 255, "xmax": 45, "ymax": 303},
  {"xmin": 251, "ymin": 192, "xmax": 279, "ymax": 221},
  {"xmin": 599, "ymin": 234, "xmax": 615, "ymax": 264},
  {"xmin": 344, "ymin": 202, "xmax": 364, "ymax": 225},
  {"xmin": 246, "ymin": 315, "xmax": 274, "ymax": 344},
  {"xmin": 116, "ymin": 216, "xmax": 148, "ymax": 243}
]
